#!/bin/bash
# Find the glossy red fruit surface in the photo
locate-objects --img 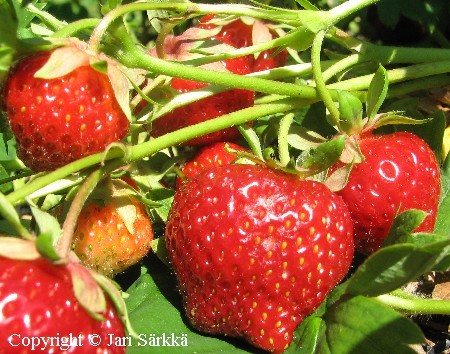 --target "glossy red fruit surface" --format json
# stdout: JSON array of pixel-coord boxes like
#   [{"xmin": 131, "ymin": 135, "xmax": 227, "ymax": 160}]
[
  {"xmin": 335, "ymin": 131, "xmax": 441, "ymax": 254},
  {"xmin": 166, "ymin": 164, "xmax": 354, "ymax": 353},
  {"xmin": 198, "ymin": 14, "xmax": 288, "ymax": 72},
  {"xmin": 3, "ymin": 50, "xmax": 130, "ymax": 171},
  {"xmin": 177, "ymin": 141, "xmax": 247, "ymax": 188},
  {"xmin": 0, "ymin": 257, "xmax": 125, "ymax": 353}
]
